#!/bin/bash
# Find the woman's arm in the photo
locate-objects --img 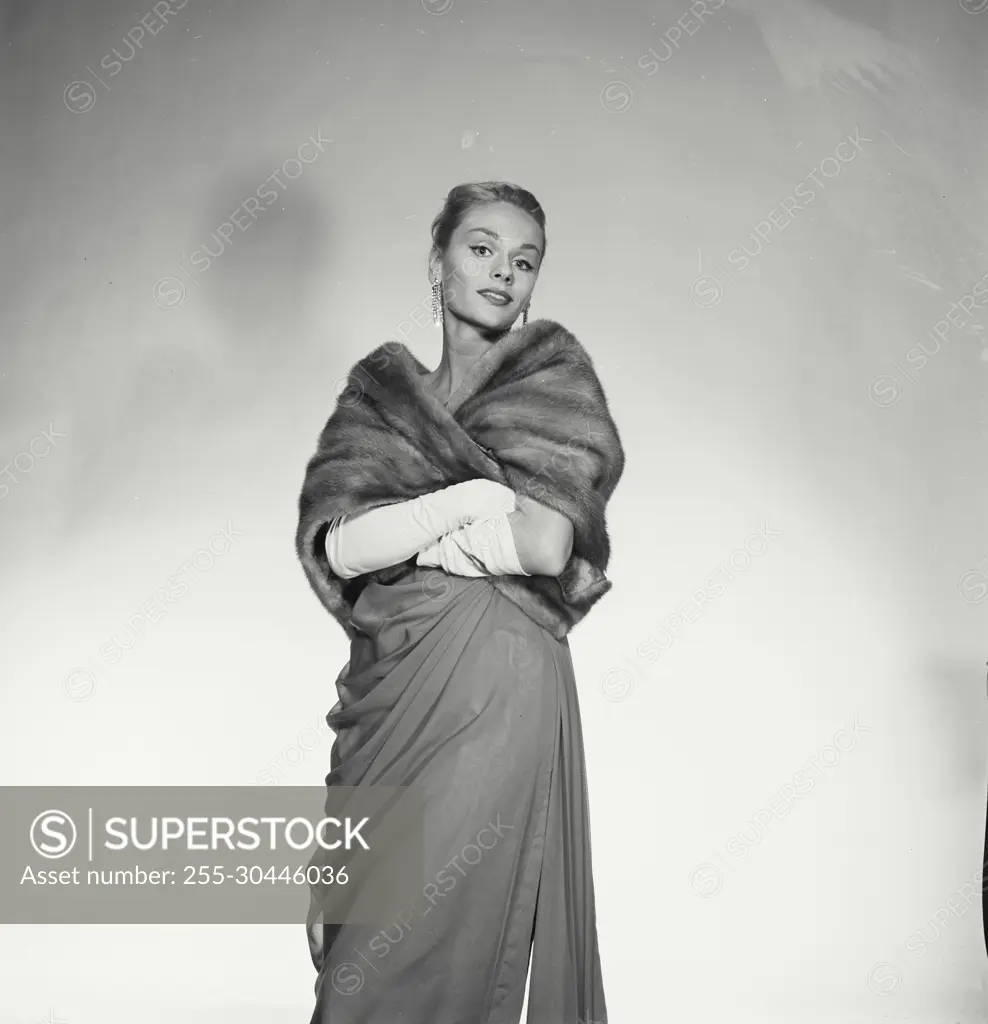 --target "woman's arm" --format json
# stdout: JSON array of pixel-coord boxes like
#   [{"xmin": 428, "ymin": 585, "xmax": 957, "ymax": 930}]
[
  {"xmin": 324, "ymin": 478, "xmax": 516, "ymax": 579},
  {"xmin": 506, "ymin": 493, "xmax": 574, "ymax": 576},
  {"xmin": 327, "ymin": 479, "xmax": 574, "ymax": 581}
]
